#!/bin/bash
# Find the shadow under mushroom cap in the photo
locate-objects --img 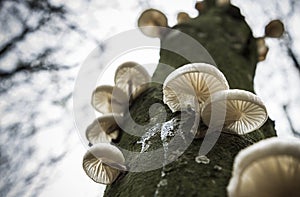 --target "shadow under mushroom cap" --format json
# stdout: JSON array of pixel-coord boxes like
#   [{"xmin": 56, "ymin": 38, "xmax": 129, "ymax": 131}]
[
  {"xmin": 83, "ymin": 143, "xmax": 126, "ymax": 184},
  {"xmin": 227, "ymin": 137, "xmax": 300, "ymax": 197},
  {"xmin": 201, "ymin": 89, "xmax": 268, "ymax": 135},
  {"xmin": 91, "ymin": 85, "xmax": 128, "ymax": 114},
  {"xmin": 85, "ymin": 113, "xmax": 123, "ymax": 144},
  {"xmin": 114, "ymin": 61, "xmax": 150, "ymax": 100}
]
